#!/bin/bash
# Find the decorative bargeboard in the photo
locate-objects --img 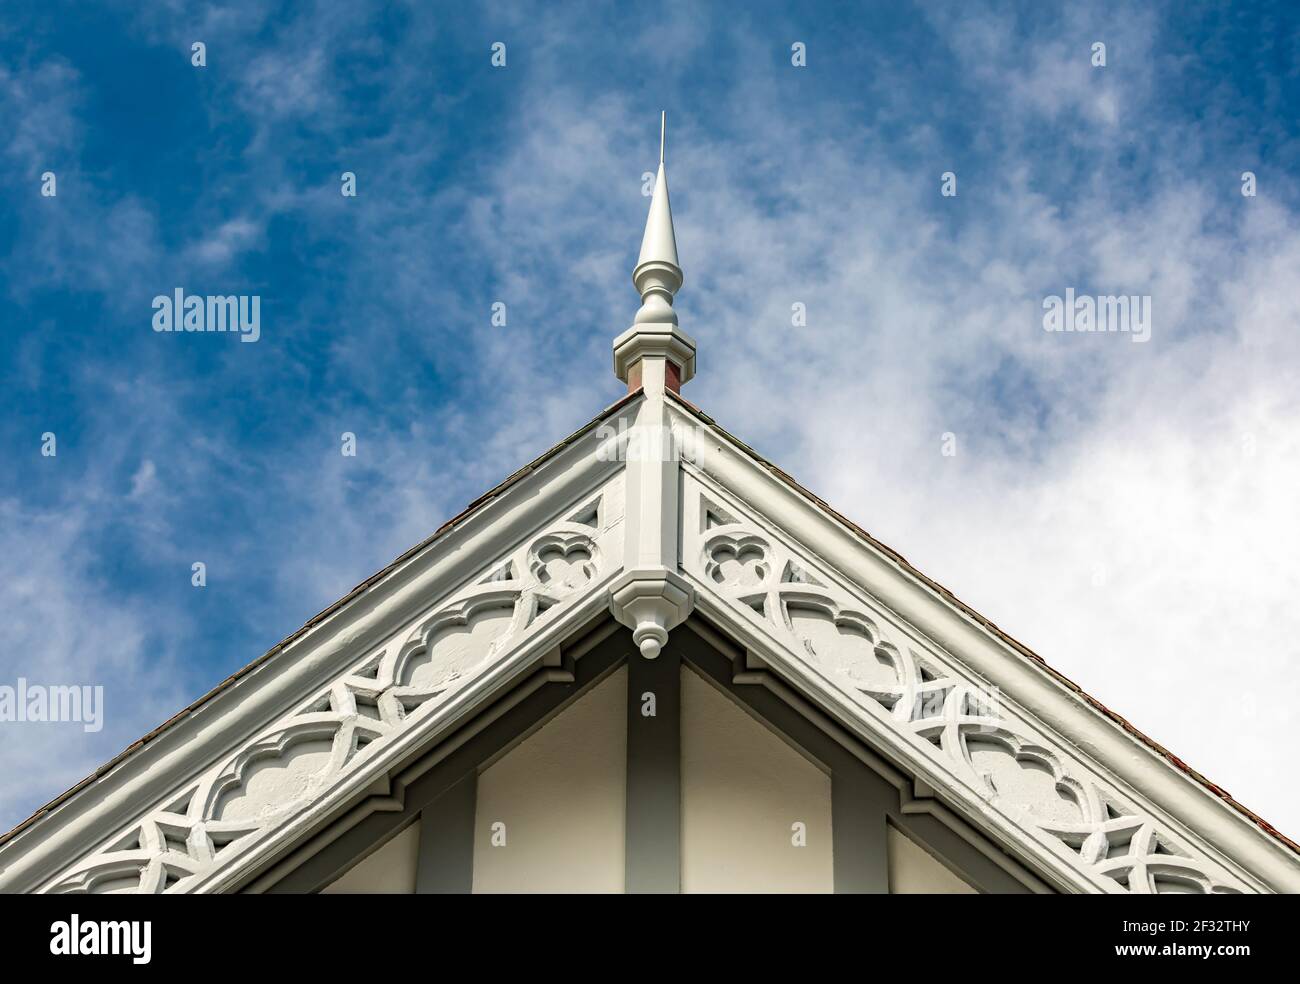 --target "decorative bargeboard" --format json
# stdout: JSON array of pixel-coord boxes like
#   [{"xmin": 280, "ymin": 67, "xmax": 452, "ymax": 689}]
[
  {"xmin": 681, "ymin": 471, "xmax": 1255, "ymax": 895},
  {"xmin": 45, "ymin": 483, "xmax": 624, "ymax": 894}
]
